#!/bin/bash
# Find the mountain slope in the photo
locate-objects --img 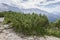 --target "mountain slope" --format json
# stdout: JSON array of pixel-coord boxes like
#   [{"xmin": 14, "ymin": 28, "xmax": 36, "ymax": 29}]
[
  {"xmin": 0, "ymin": 3, "xmax": 60, "ymax": 22},
  {"xmin": 0, "ymin": 3, "xmax": 20, "ymax": 12},
  {"xmin": 20, "ymin": 8, "xmax": 60, "ymax": 22}
]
